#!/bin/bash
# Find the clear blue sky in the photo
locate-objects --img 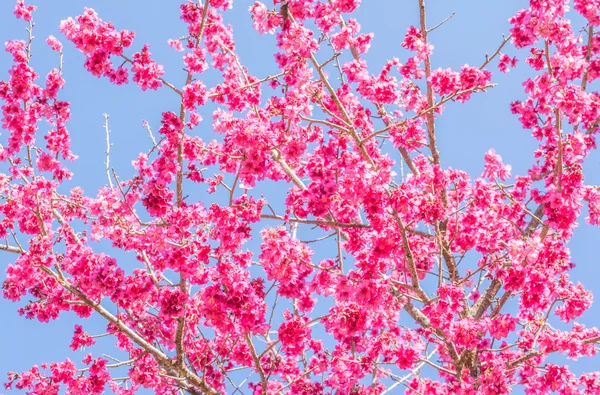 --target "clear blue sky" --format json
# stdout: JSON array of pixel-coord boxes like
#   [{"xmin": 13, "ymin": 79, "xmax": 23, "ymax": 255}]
[{"xmin": 0, "ymin": 1, "xmax": 598, "ymax": 393}]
